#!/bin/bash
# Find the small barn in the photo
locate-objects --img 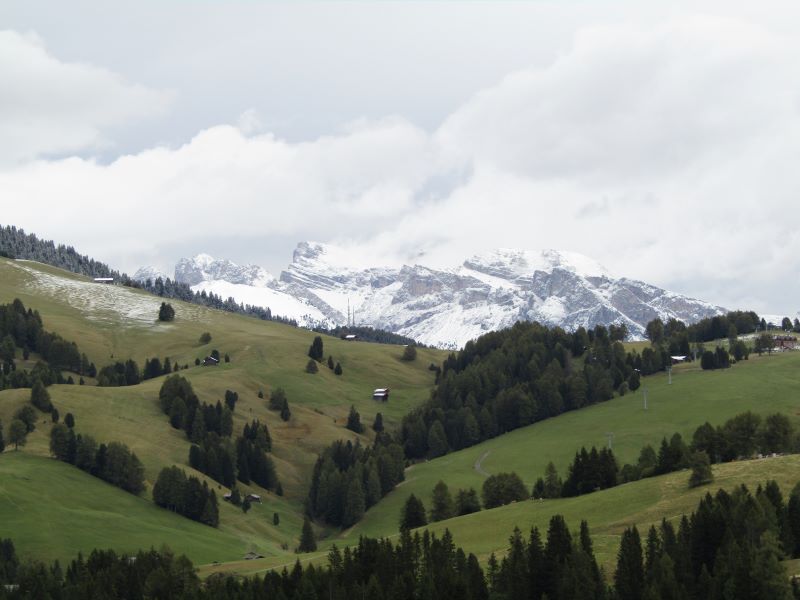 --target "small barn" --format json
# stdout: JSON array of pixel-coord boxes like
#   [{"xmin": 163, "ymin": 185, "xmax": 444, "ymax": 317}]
[
  {"xmin": 203, "ymin": 356, "xmax": 220, "ymax": 366},
  {"xmin": 247, "ymin": 493, "xmax": 262, "ymax": 503},
  {"xmin": 373, "ymin": 388, "xmax": 389, "ymax": 401},
  {"xmin": 93, "ymin": 277, "xmax": 114, "ymax": 284},
  {"xmin": 243, "ymin": 552, "xmax": 264, "ymax": 560},
  {"xmin": 344, "ymin": 334, "xmax": 358, "ymax": 341}
]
